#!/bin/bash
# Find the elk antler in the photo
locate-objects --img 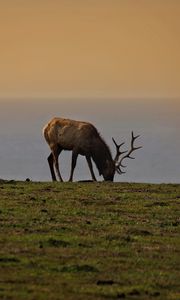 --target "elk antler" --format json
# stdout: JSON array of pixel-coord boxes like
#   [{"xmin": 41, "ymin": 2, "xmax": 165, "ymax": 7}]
[
  {"xmin": 113, "ymin": 132, "xmax": 142, "ymax": 174},
  {"xmin": 112, "ymin": 138, "xmax": 127, "ymax": 164}
]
